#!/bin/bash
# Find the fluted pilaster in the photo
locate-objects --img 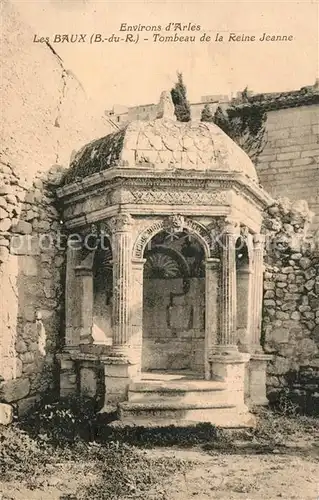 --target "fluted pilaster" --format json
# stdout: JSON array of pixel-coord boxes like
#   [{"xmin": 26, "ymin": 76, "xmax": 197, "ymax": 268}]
[
  {"xmin": 205, "ymin": 258, "xmax": 220, "ymax": 378},
  {"xmin": 110, "ymin": 214, "xmax": 133, "ymax": 355},
  {"xmin": 218, "ymin": 224, "xmax": 238, "ymax": 352},
  {"xmin": 249, "ymin": 233, "xmax": 265, "ymax": 352},
  {"xmin": 75, "ymin": 266, "xmax": 94, "ymax": 344}
]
